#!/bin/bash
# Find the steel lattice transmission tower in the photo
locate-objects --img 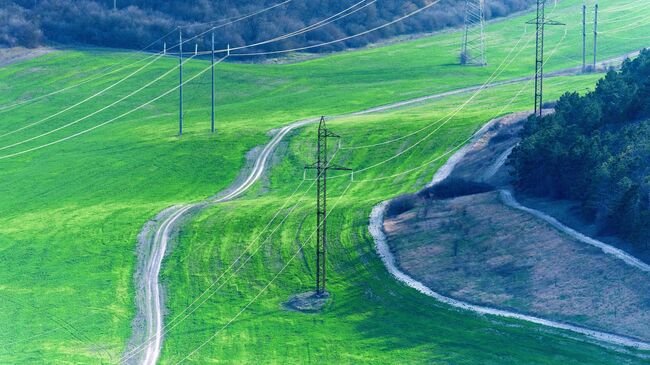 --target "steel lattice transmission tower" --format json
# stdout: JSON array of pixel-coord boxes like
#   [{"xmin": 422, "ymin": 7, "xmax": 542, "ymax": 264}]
[
  {"xmin": 460, "ymin": 0, "xmax": 487, "ymax": 66},
  {"xmin": 526, "ymin": 0, "xmax": 564, "ymax": 117},
  {"xmin": 305, "ymin": 117, "xmax": 350, "ymax": 296}
]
